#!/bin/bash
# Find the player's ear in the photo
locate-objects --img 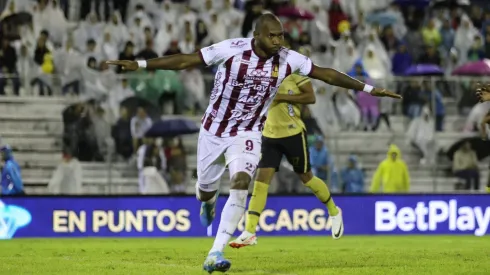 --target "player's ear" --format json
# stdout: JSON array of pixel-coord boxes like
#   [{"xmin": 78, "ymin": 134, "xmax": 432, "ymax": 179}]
[{"xmin": 253, "ymin": 30, "xmax": 259, "ymax": 40}]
